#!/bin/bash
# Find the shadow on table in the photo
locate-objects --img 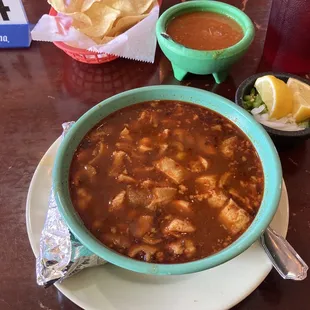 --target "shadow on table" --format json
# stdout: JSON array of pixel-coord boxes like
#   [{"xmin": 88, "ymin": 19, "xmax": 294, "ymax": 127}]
[{"xmin": 63, "ymin": 57, "xmax": 160, "ymax": 106}]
